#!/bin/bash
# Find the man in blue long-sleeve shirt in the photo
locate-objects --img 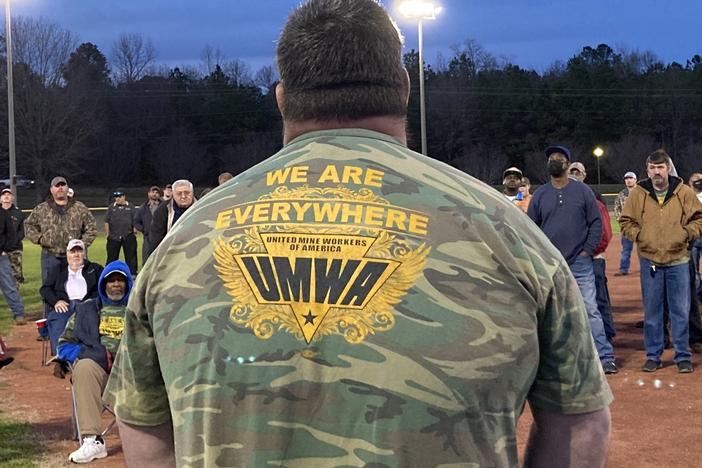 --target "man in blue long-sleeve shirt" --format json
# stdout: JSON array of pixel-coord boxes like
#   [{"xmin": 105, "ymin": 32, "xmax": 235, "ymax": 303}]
[{"xmin": 529, "ymin": 145, "xmax": 617, "ymax": 374}]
